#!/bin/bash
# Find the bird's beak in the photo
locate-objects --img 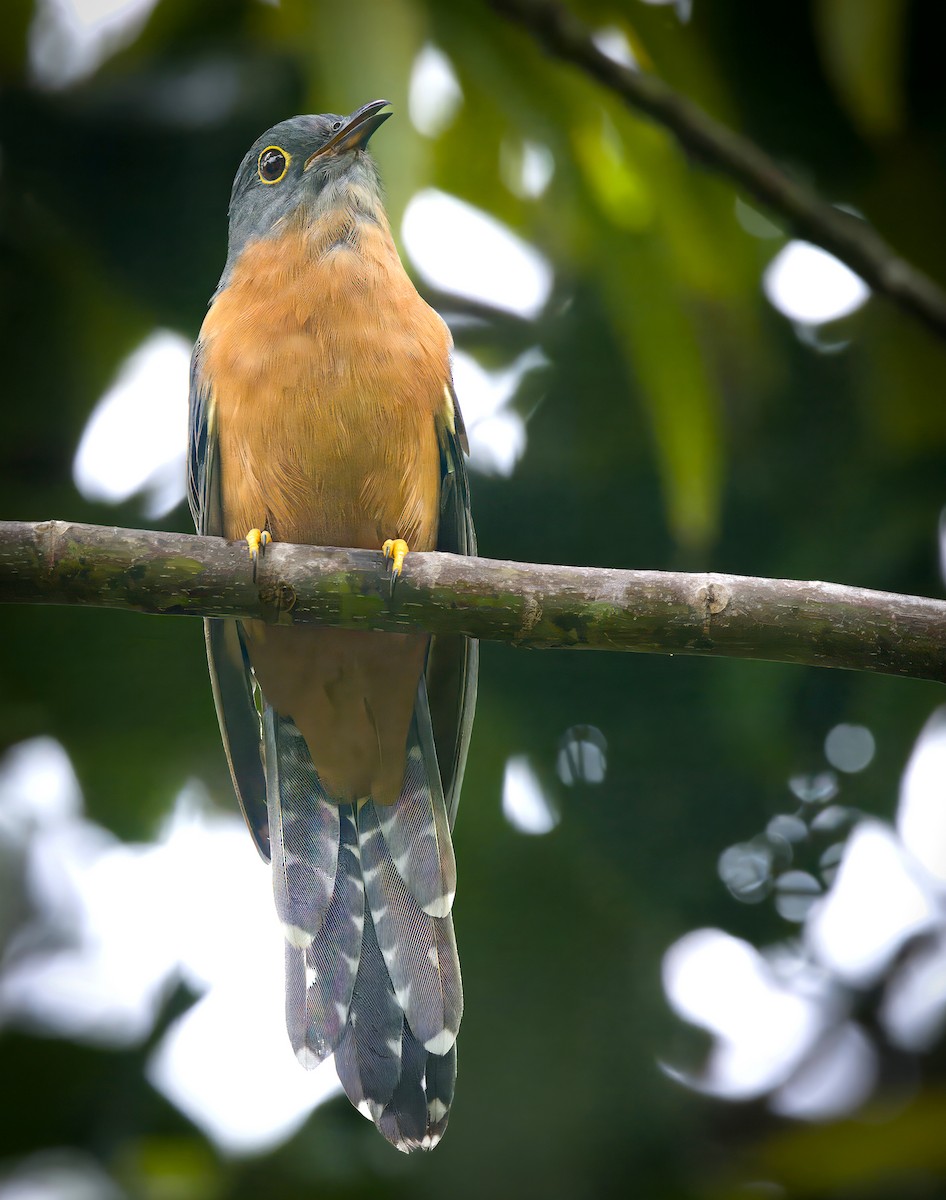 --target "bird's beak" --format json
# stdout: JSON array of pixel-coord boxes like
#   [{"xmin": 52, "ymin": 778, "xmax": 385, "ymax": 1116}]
[{"xmin": 303, "ymin": 99, "xmax": 392, "ymax": 170}]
